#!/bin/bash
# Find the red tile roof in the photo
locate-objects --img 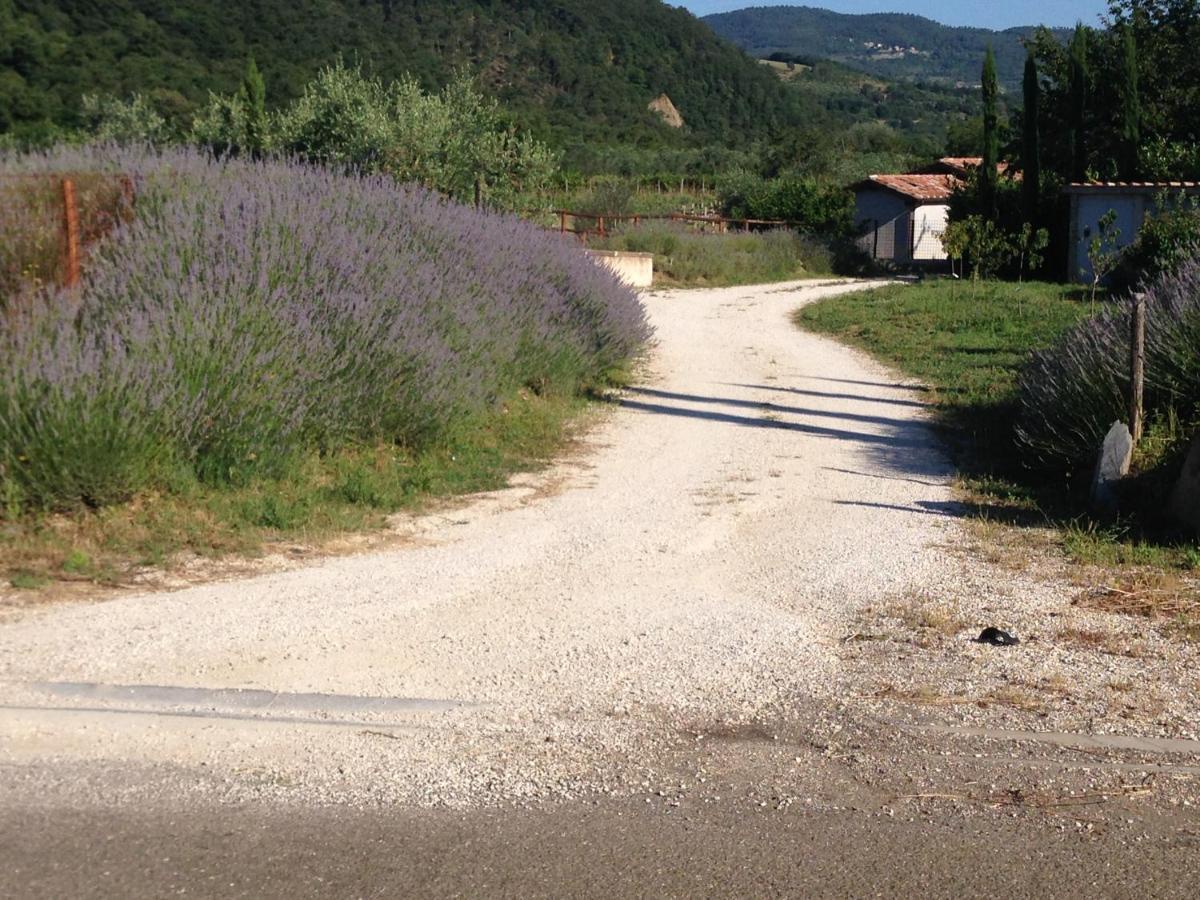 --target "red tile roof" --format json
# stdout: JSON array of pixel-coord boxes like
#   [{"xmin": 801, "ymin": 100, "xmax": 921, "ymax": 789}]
[
  {"xmin": 866, "ymin": 173, "xmax": 960, "ymax": 202},
  {"xmin": 938, "ymin": 156, "xmax": 983, "ymax": 172}
]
